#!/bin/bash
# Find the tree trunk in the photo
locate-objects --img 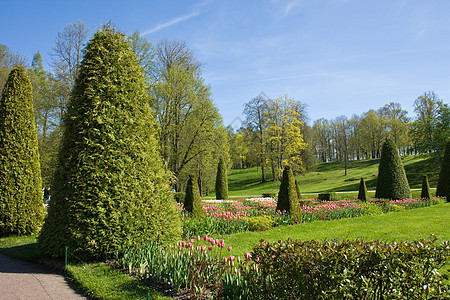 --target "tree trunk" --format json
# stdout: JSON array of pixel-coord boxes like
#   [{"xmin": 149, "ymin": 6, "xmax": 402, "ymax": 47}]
[{"xmin": 198, "ymin": 170, "xmax": 203, "ymax": 198}]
